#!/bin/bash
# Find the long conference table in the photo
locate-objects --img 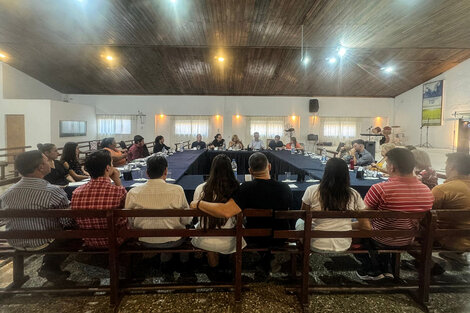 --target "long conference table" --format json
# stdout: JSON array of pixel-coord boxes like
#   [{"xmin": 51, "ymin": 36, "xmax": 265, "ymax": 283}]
[{"xmin": 65, "ymin": 149, "xmax": 385, "ymax": 210}]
